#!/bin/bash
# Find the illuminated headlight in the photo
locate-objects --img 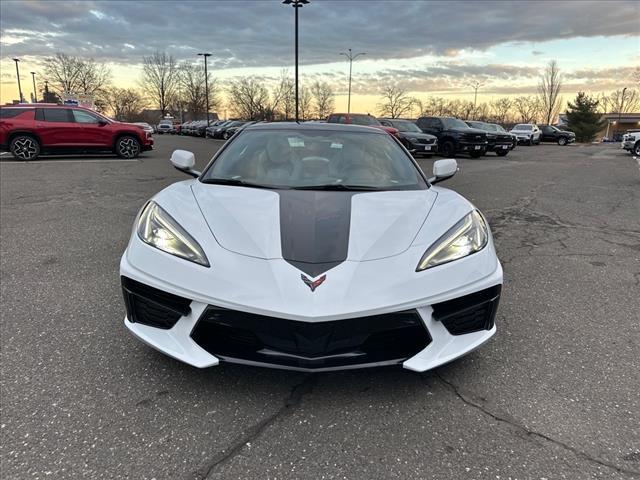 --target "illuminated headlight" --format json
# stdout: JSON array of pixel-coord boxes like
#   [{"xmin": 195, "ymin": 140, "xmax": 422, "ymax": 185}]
[
  {"xmin": 137, "ymin": 202, "xmax": 209, "ymax": 267},
  {"xmin": 416, "ymin": 210, "xmax": 488, "ymax": 271}
]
